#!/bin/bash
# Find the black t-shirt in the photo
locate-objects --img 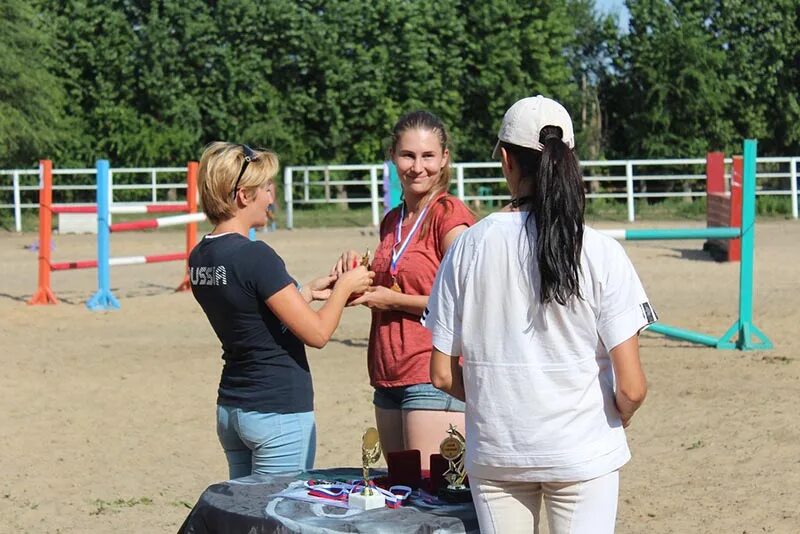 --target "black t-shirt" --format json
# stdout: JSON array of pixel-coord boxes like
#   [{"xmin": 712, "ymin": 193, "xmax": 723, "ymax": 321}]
[{"xmin": 189, "ymin": 233, "xmax": 313, "ymax": 413}]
